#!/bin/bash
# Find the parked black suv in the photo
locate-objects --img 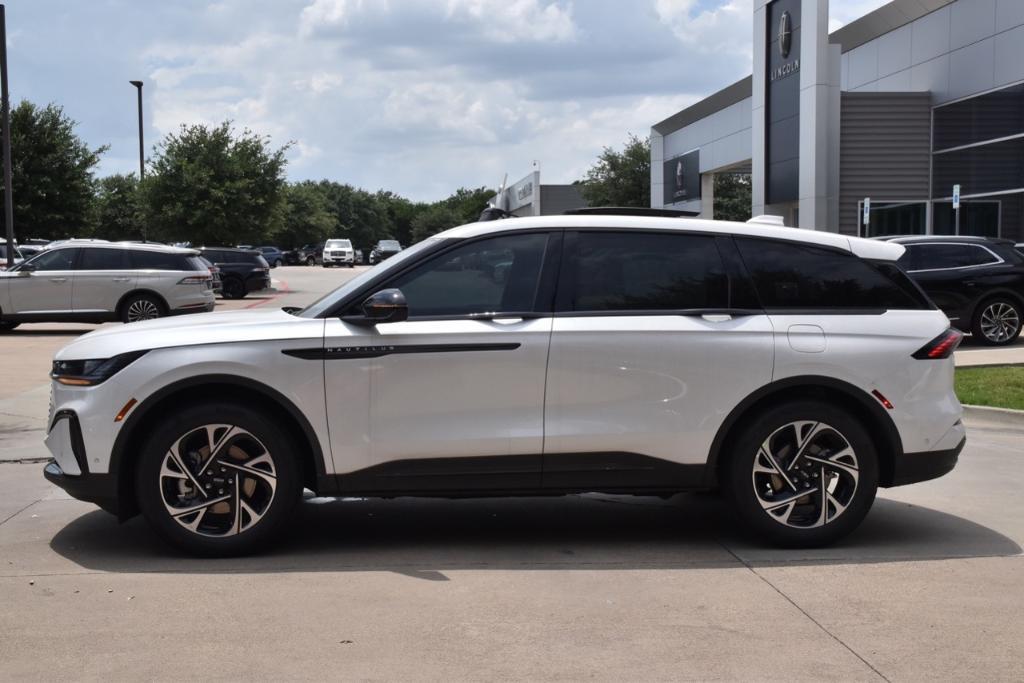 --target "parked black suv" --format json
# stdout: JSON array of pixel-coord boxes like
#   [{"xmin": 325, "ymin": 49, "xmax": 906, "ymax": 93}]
[
  {"xmin": 887, "ymin": 236, "xmax": 1024, "ymax": 345},
  {"xmin": 196, "ymin": 247, "xmax": 272, "ymax": 300},
  {"xmin": 368, "ymin": 239, "xmax": 402, "ymax": 264}
]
